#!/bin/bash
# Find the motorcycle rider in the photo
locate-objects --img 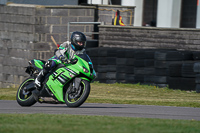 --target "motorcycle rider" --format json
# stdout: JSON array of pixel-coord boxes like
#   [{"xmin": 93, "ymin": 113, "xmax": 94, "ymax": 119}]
[{"xmin": 33, "ymin": 31, "xmax": 87, "ymax": 96}]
